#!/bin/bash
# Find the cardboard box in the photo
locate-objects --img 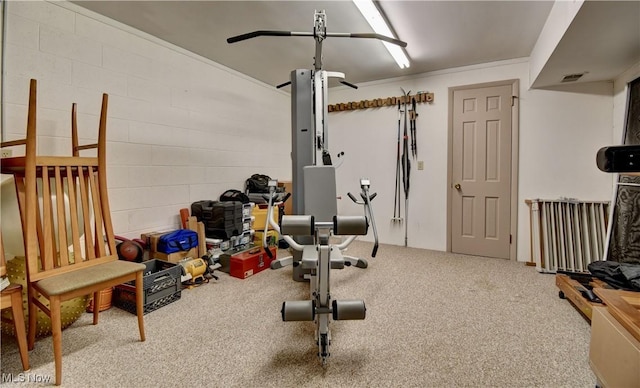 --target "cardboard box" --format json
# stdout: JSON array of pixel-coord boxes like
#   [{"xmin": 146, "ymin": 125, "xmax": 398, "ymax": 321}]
[
  {"xmin": 278, "ymin": 181, "xmax": 293, "ymax": 216},
  {"xmin": 141, "ymin": 231, "xmax": 199, "ymax": 263},
  {"xmin": 141, "ymin": 231, "xmax": 166, "ymax": 250},
  {"xmin": 230, "ymin": 246, "xmax": 276, "ymax": 279},
  {"xmin": 152, "ymin": 247, "xmax": 198, "ymax": 263},
  {"xmin": 590, "ymin": 306, "xmax": 640, "ymax": 387}
]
